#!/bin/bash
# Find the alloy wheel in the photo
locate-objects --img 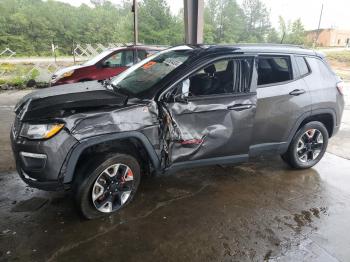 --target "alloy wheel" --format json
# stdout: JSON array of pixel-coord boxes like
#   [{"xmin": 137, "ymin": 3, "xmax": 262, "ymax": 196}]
[
  {"xmin": 296, "ymin": 129, "xmax": 324, "ymax": 163},
  {"xmin": 92, "ymin": 163, "xmax": 134, "ymax": 213}
]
